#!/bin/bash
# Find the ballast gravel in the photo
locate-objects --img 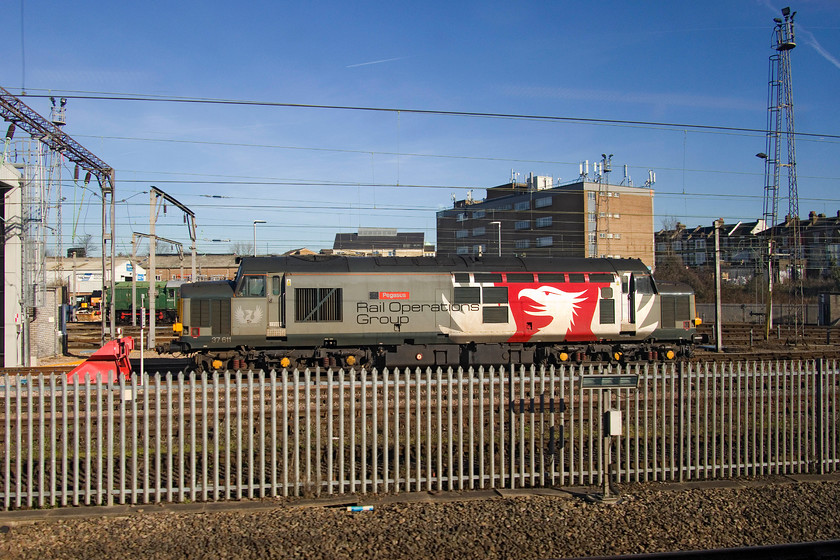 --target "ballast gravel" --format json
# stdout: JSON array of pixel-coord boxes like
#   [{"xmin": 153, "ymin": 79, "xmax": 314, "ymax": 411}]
[{"xmin": 1, "ymin": 479, "xmax": 840, "ymax": 559}]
